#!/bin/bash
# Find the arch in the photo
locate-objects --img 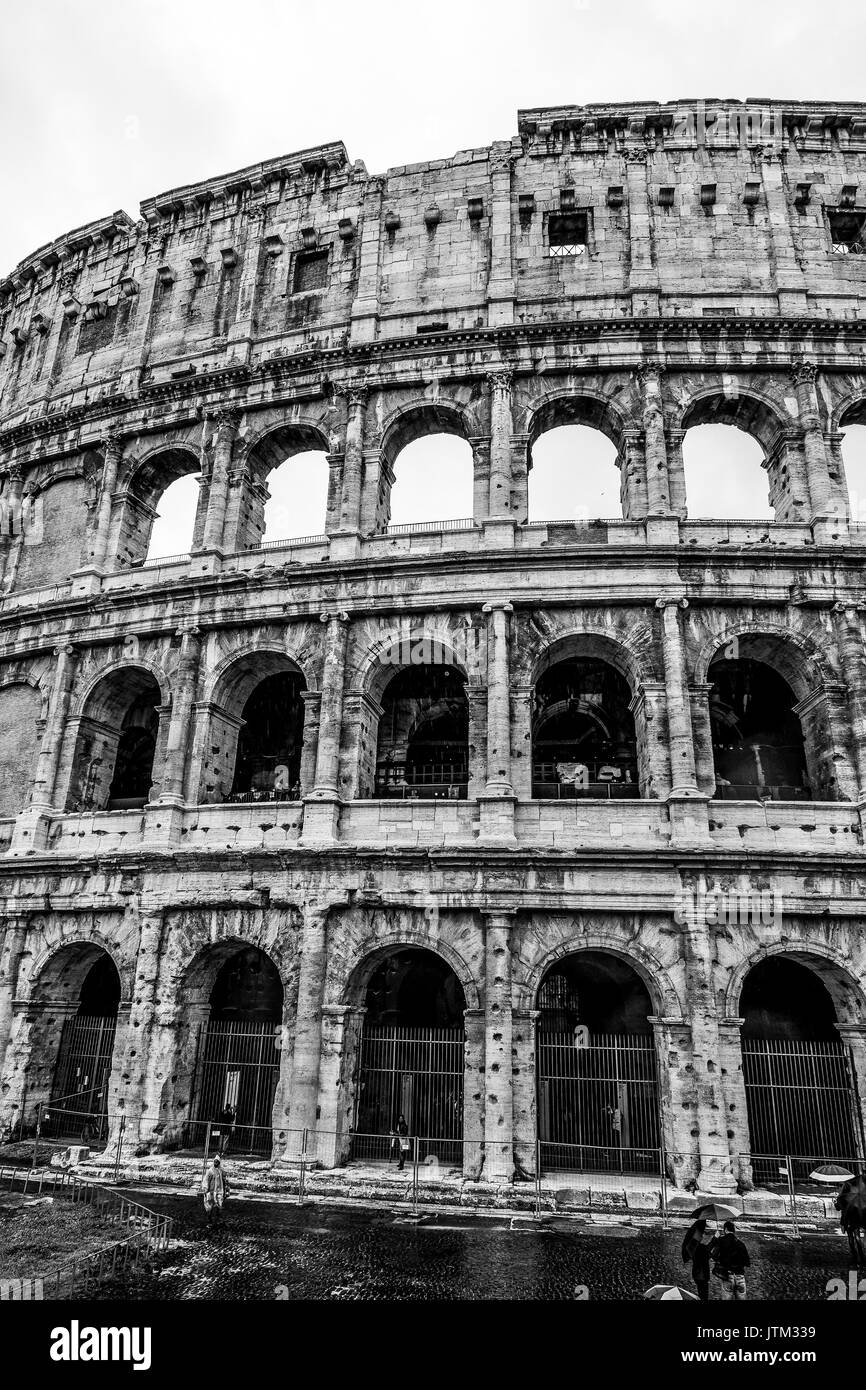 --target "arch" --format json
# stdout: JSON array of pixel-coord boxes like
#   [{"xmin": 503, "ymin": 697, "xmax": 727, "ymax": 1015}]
[
  {"xmin": 523, "ymin": 936, "xmax": 675, "ymax": 1019},
  {"xmin": 530, "ymin": 629, "xmax": 647, "ymax": 694},
  {"xmin": 678, "ymin": 387, "xmax": 788, "ymax": 454},
  {"xmin": 65, "ymin": 665, "xmax": 163, "ymax": 811},
  {"xmin": 726, "ymin": 942, "xmax": 866, "ymax": 1026},
  {"xmin": 208, "ymin": 648, "xmax": 309, "ymax": 716},
  {"xmin": 23, "ymin": 940, "xmax": 122, "ymax": 1142},
  {"xmin": 200, "ymin": 650, "xmax": 310, "ymax": 804},
  {"xmin": 371, "ymin": 658, "xmax": 469, "ymax": 800},
  {"xmin": 531, "ymin": 653, "xmax": 639, "ymax": 798},
  {"xmin": 242, "ymin": 422, "xmax": 332, "ymax": 549},
  {"xmin": 694, "ymin": 623, "xmax": 831, "ymax": 694},
  {"xmin": 145, "ymin": 474, "xmax": 200, "ymax": 560},
  {"xmin": 28, "ymin": 936, "xmax": 127, "ymax": 1008},
  {"xmin": 178, "ymin": 940, "xmax": 285, "ymax": 1150},
  {"xmin": 354, "ymin": 629, "xmax": 473, "ymax": 706},
  {"xmin": 379, "ymin": 401, "xmax": 474, "ymax": 476},
  {"xmin": 121, "ymin": 445, "xmax": 203, "ymax": 567},
  {"xmin": 524, "ymin": 391, "xmax": 629, "ymax": 453},
  {"xmin": 338, "ymin": 932, "xmax": 481, "ymax": 1014}
]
